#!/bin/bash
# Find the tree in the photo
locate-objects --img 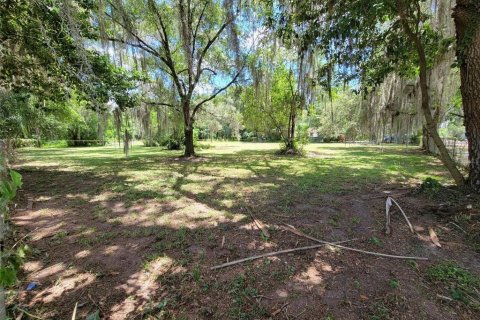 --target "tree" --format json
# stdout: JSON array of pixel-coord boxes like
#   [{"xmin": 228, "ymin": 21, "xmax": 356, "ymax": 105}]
[
  {"xmin": 453, "ymin": 0, "xmax": 480, "ymax": 190},
  {"xmin": 242, "ymin": 60, "xmax": 305, "ymax": 151},
  {"xmin": 395, "ymin": 0, "xmax": 464, "ymax": 185},
  {"xmin": 0, "ymin": 0, "xmax": 96, "ymax": 98},
  {"xmin": 102, "ymin": 0, "xmax": 244, "ymax": 156},
  {"xmin": 272, "ymin": 0, "xmax": 465, "ymax": 185},
  {"xmin": 0, "ymin": 0, "xmax": 139, "ymax": 150}
]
